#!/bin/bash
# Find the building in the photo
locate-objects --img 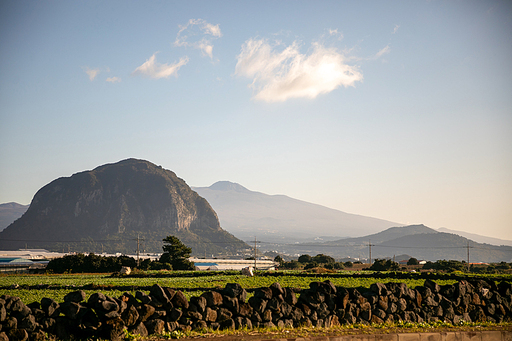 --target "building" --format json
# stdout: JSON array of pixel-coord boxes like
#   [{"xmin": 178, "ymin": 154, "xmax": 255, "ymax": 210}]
[{"xmin": 190, "ymin": 258, "xmax": 277, "ymax": 271}]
